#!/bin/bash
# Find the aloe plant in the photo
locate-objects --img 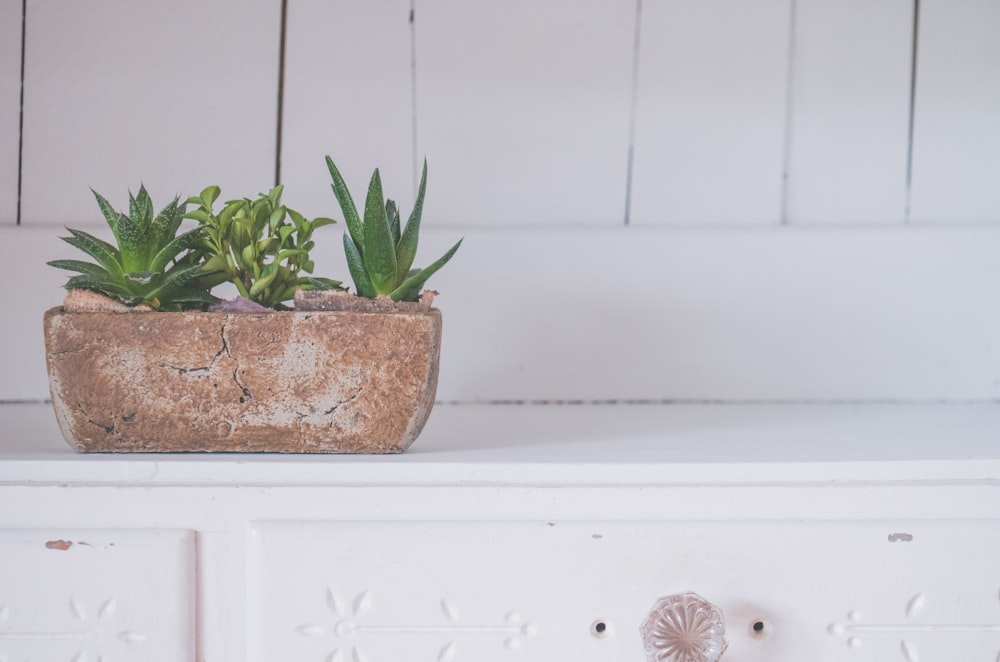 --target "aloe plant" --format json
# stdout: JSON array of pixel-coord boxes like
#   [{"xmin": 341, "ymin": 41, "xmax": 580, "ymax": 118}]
[
  {"xmin": 327, "ymin": 157, "xmax": 461, "ymax": 301},
  {"xmin": 183, "ymin": 185, "xmax": 341, "ymax": 309},
  {"xmin": 48, "ymin": 186, "xmax": 215, "ymax": 310}
]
